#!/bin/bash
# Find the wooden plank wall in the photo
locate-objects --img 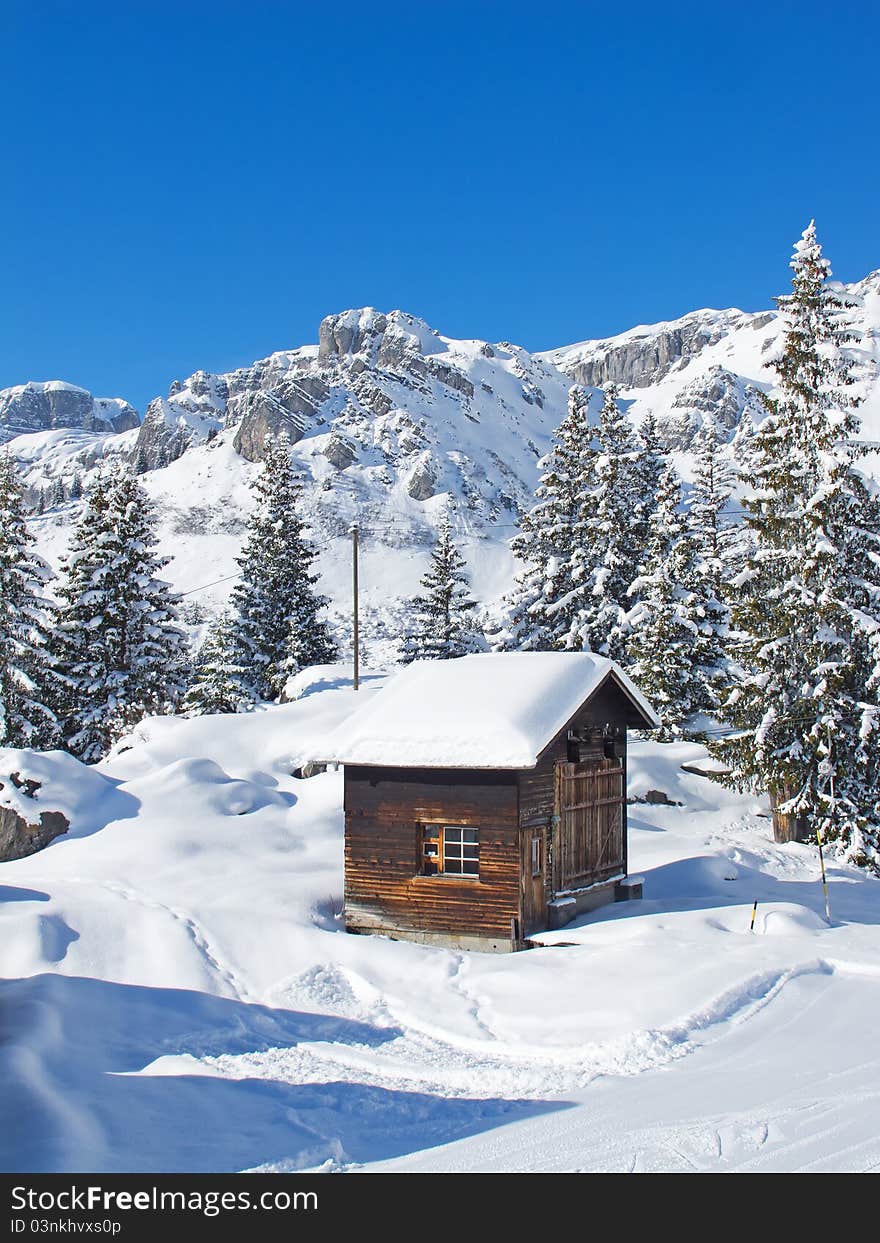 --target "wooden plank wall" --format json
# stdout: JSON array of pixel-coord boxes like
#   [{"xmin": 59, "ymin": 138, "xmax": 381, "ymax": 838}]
[
  {"xmin": 555, "ymin": 759, "xmax": 625, "ymax": 889},
  {"xmin": 345, "ymin": 766, "xmax": 521, "ymax": 940},
  {"xmin": 518, "ymin": 694, "xmax": 629, "ymax": 907}
]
